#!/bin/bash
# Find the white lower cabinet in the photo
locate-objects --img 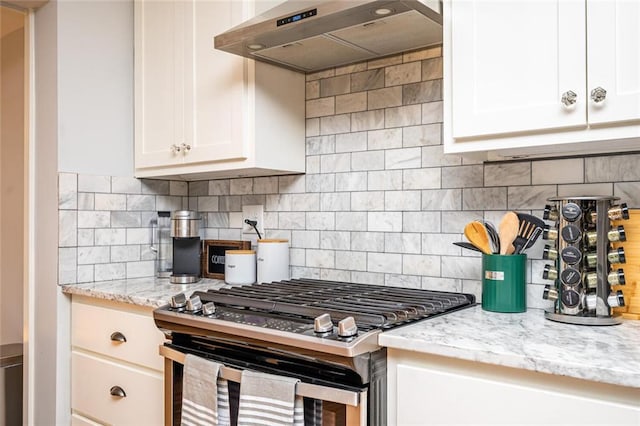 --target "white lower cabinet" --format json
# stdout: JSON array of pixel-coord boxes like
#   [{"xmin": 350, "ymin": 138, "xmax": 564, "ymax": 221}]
[
  {"xmin": 387, "ymin": 349, "xmax": 640, "ymax": 425},
  {"xmin": 71, "ymin": 413, "xmax": 103, "ymax": 426},
  {"xmin": 70, "ymin": 296, "xmax": 166, "ymax": 425}
]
